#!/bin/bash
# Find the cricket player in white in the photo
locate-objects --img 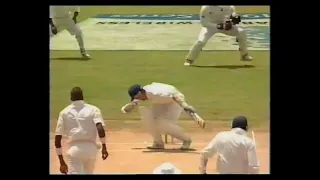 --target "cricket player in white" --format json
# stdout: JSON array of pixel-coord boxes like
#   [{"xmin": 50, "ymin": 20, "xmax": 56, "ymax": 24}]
[
  {"xmin": 49, "ymin": 6, "xmax": 90, "ymax": 59},
  {"xmin": 120, "ymin": 82, "xmax": 194, "ymax": 150},
  {"xmin": 54, "ymin": 87, "xmax": 108, "ymax": 174},
  {"xmin": 199, "ymin": 116, "xmax": 260, "ymax": 174},
  {"xmin": 185, "ymin": 6, "xmax": 252, "ymax": 66}
]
